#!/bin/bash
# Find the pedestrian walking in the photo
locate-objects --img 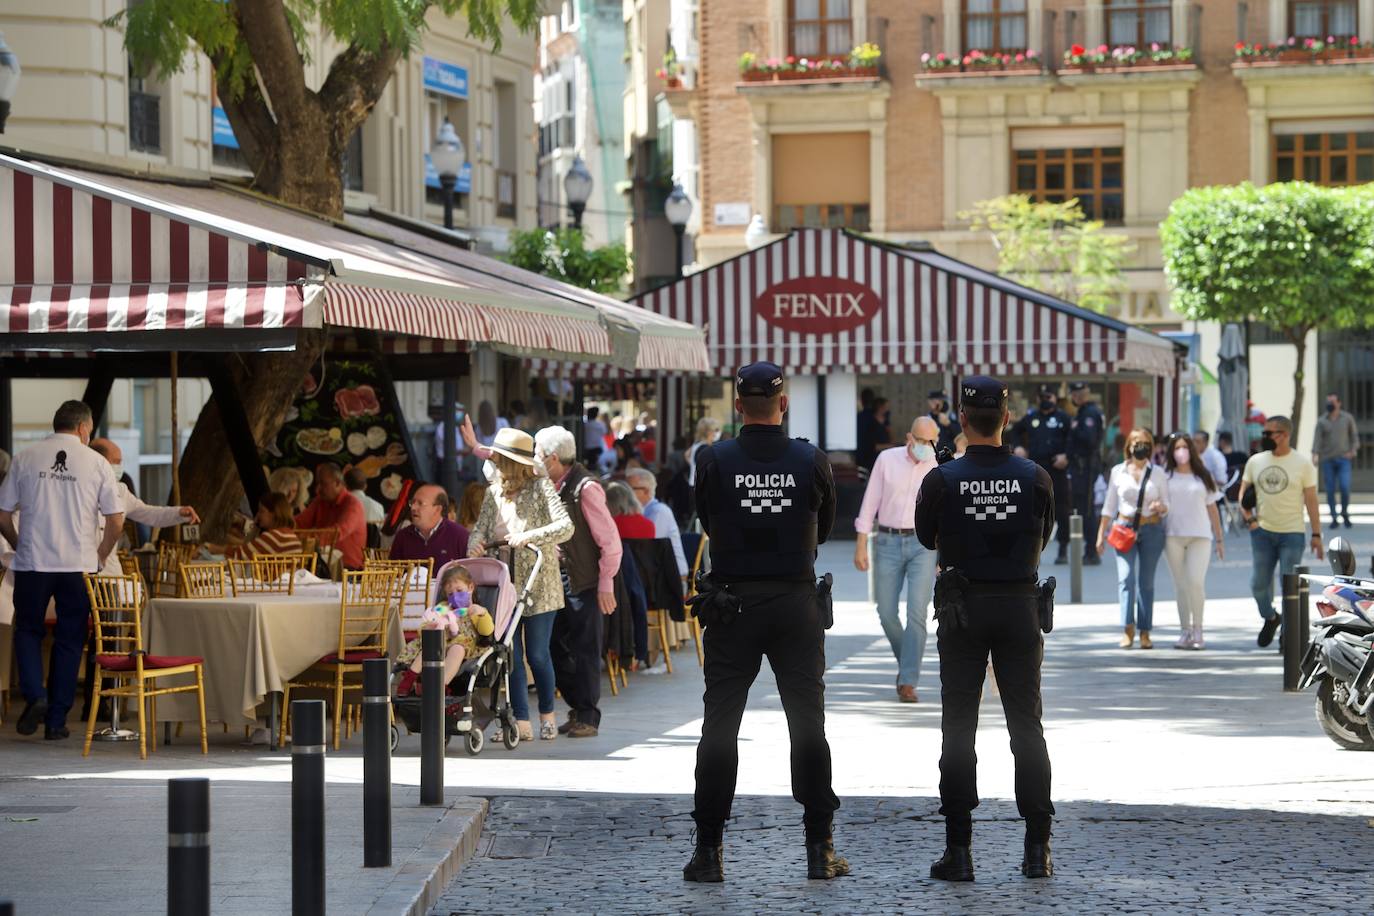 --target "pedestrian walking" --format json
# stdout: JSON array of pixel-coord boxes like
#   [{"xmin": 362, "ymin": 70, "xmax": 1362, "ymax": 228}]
[
  {"xmin": 1193, "ymin": 431, "xmax": 1229, "ymax": 492},
  {"xmin": 914, "ymin": 375, "xmax": 1056, "ymax": 881},
  {"xmin": 1162, "ymin": 433, "xmax": 1224, "ymax": 650},
  {"xmin": 853, "ymin": 416, "xmax": 939, "ymax": 702},
  {"xmin": 927, "ymin": 390, "xmax": 961, "ymax": 454},
  {"xmin": 1097, "ymin": 429, "xmax": 1170, "ymax": 649},
  {"xmin": 684, "ymin": 361, "xmax": 848, "ymax": 884},
  {"xmin": 0, "ymin": 401, "xmax": 125, "ymax": 740},
  {"xmin": 1067, "ymin": 382, "xmax": 1105, "ymax": 565},
  {"xmin": 1238, "ymin": 416, "xmax": 1323, "ymax": 647},
  {"xmin": 1011, "ymin": 385, "xmax": 1073, "ymax": 565},
  {"xmin": 1312, "ymin": 393, "xmax": 1358, "ymax": 529},
  {"xmin": 686, "ymin": 417, "xmax": 722, "ymax": 489},
  {"xmin": 535, "ymin": 425, "xmax": 622, "ymax": 739}
]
